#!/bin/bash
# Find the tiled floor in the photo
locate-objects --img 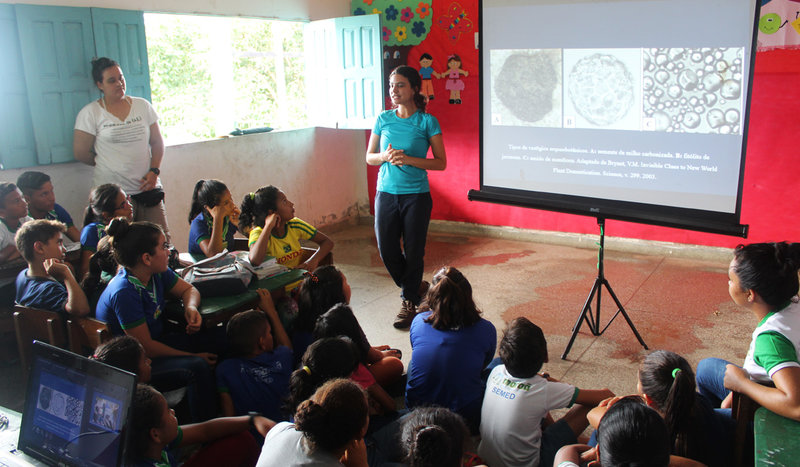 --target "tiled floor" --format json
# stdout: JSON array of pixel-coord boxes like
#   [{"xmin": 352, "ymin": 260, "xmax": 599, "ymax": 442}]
[{"xmin": 0, "ymin": 223, "xmax": 754, "ymax": 414}]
